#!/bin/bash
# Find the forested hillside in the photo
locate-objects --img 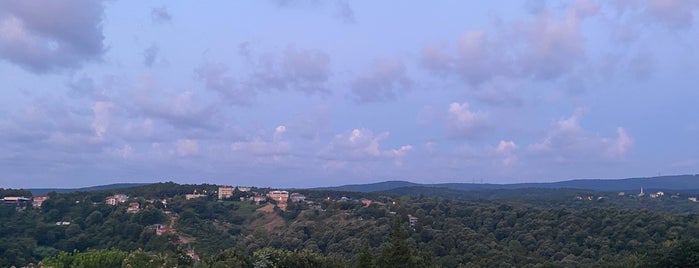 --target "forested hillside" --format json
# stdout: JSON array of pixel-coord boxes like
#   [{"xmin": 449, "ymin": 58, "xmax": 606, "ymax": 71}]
[{"xmin": 2, "ymin": 183, "xmax": 699, "ymax": 267}]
